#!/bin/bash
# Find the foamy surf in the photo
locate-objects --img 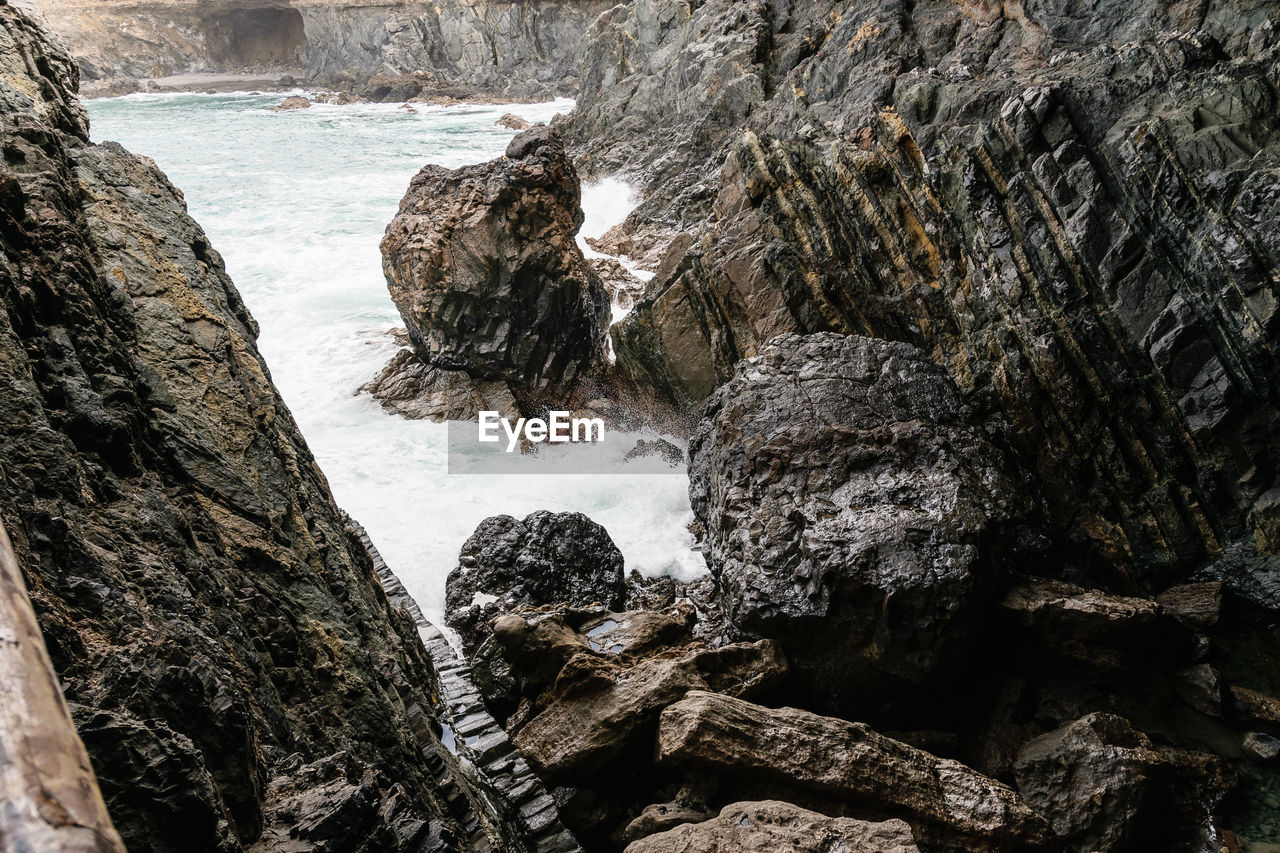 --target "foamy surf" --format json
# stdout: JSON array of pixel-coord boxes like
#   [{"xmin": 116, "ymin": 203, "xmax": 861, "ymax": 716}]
[{"xmin": 87, "ymin": 92, "xmax": 703, "ymax": 626}]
